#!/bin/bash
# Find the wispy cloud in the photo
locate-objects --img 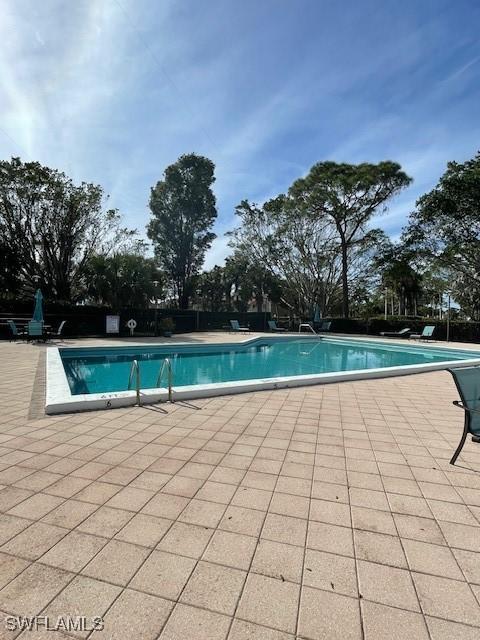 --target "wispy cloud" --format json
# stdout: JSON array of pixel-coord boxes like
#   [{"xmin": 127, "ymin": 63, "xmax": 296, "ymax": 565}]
[{"xmin": 442, "ymin": 54, "xmax": 480, "ymax": 84}]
